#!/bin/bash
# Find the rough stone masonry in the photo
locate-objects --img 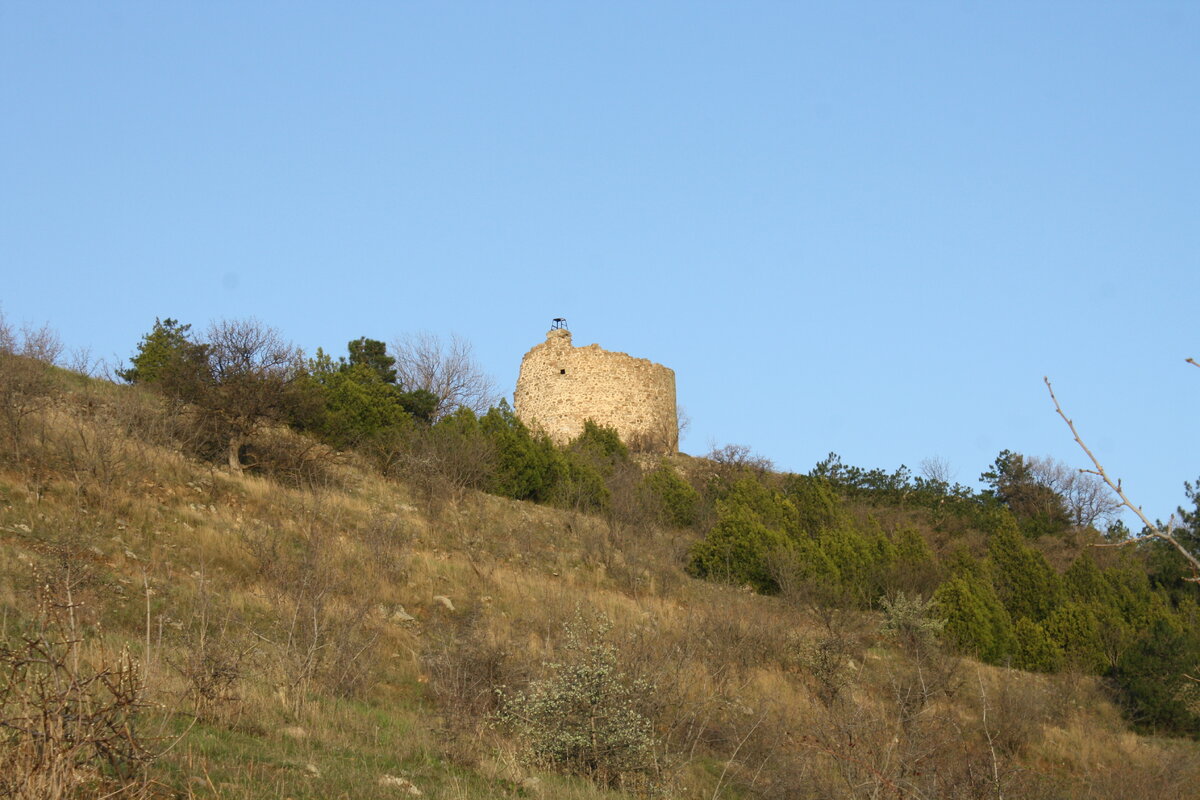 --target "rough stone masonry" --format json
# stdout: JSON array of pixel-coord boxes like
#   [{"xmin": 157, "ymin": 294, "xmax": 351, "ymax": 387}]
[{"xmin": 514, "ymin": 327, "xmax": 678, "ymax": 454}]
